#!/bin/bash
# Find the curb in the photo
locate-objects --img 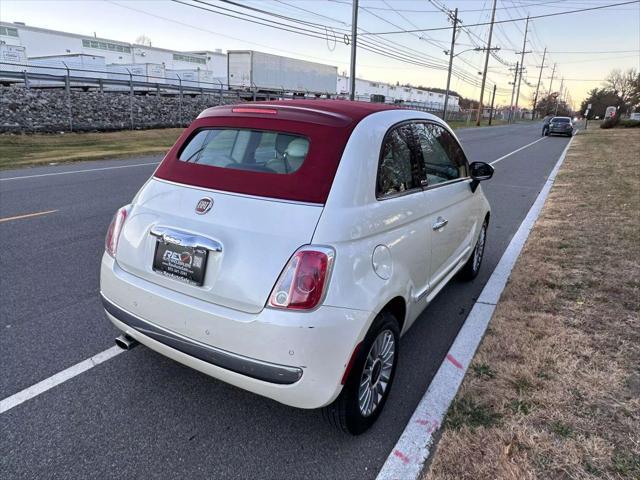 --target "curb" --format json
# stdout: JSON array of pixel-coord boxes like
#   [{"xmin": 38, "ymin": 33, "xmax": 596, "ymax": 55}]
[{"xmin": 376, "ymin": 132, "xmax": 578, "ymax": 480}]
